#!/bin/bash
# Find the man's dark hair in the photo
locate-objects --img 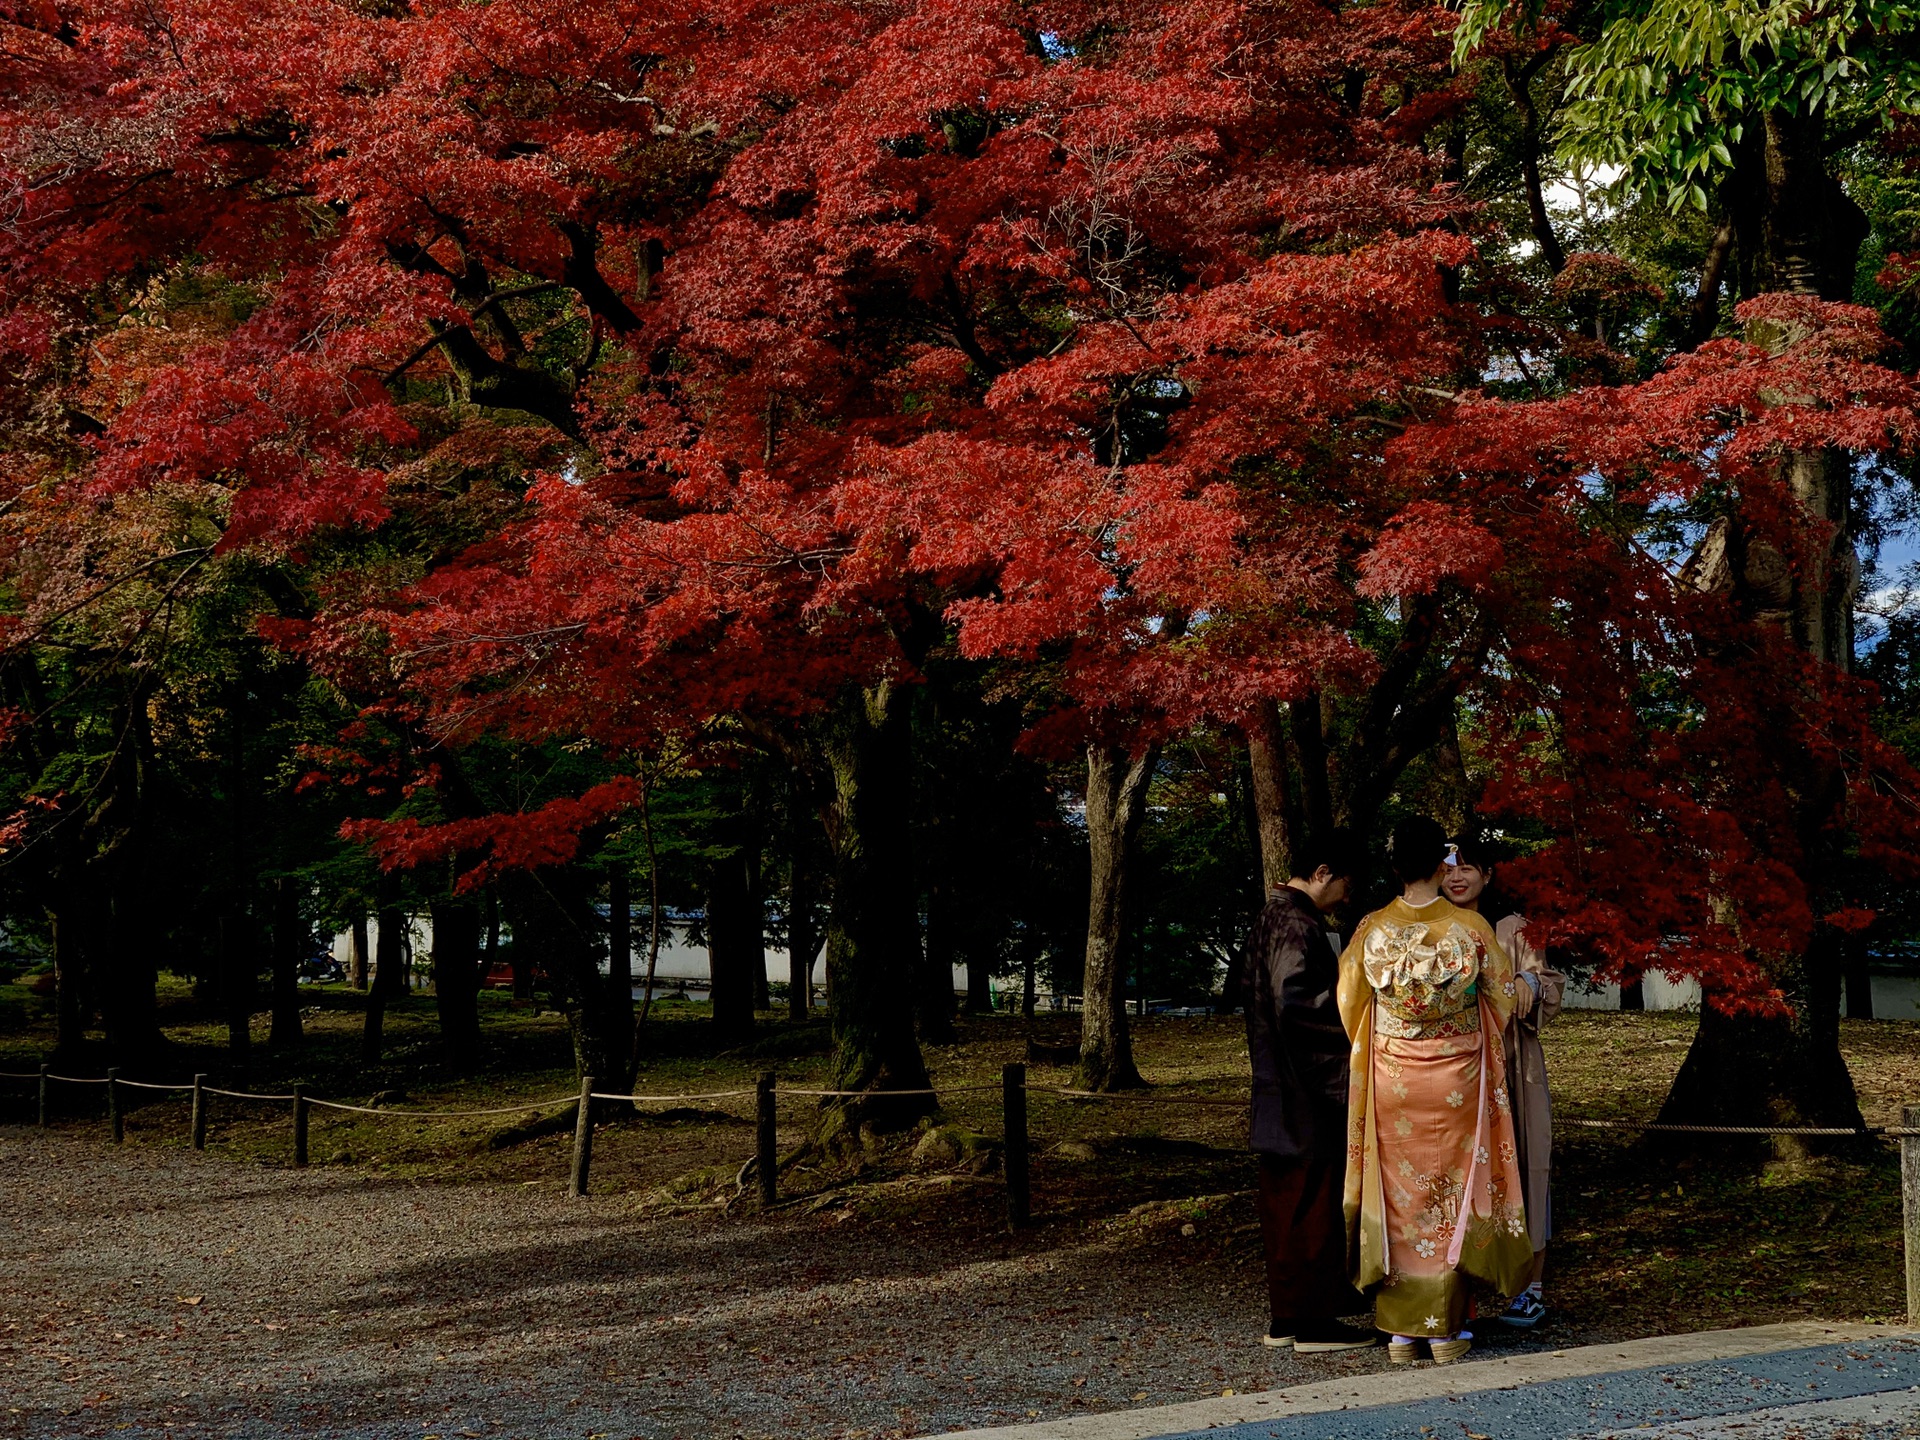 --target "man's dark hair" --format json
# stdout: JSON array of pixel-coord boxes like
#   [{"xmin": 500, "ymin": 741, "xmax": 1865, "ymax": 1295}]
[
  {"xmin": 1389, "ymin": 816, "xmax": 1450, "ymax": 886},
  {"xmin": 1290, "ymin": 827, "xmax": 1366, "ymax": 883}
]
